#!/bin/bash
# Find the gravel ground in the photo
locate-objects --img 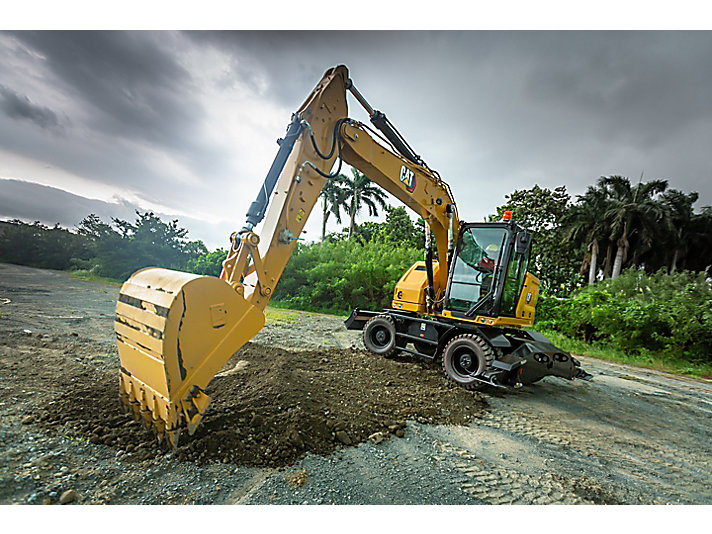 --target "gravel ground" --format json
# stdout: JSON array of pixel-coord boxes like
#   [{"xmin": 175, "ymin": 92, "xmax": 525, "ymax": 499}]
[{"xmin": 1, "ymin": 262, "xmax": 711, "ymax": 505}]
